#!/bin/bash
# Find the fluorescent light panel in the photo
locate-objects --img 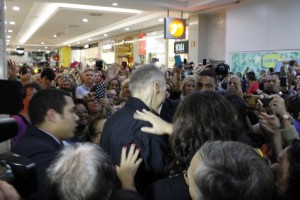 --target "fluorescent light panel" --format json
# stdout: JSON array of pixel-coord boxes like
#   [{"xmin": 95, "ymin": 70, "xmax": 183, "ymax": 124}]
[{"xmin": 19, "ymin": 3, "xmax": 142, "ymax": 44}]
